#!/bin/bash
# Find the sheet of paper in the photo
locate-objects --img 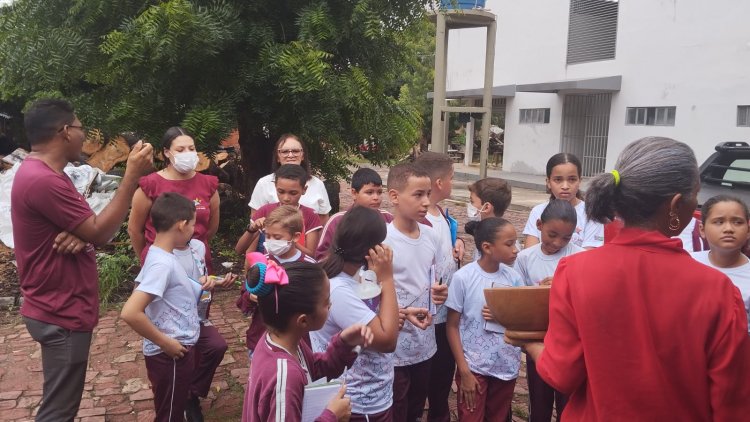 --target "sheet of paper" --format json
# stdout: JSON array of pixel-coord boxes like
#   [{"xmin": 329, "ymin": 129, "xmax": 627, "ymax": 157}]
[{"xmin": 301, "ymin": 381, "xmax": 342, "ymax": 422}]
